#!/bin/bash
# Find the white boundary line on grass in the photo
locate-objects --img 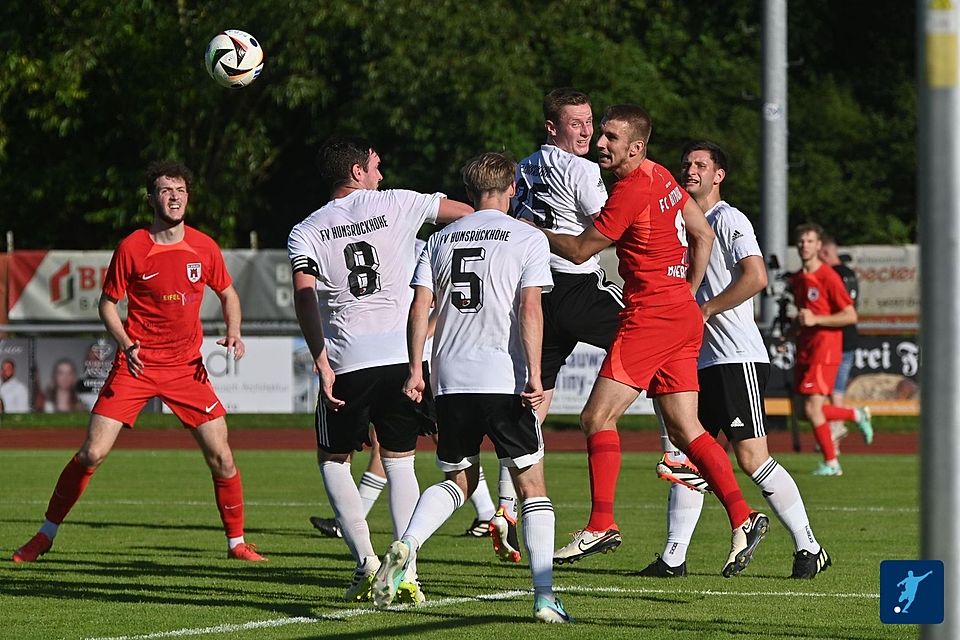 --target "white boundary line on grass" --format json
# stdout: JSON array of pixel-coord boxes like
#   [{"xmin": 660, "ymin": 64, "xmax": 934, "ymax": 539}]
[
  {"xmin": 0, "ymin": 497, "xmax": 920, "ymax": 514},
  {"xmin": 84, "ymin": 585, "xmax": 879, "ymax": 640}
]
